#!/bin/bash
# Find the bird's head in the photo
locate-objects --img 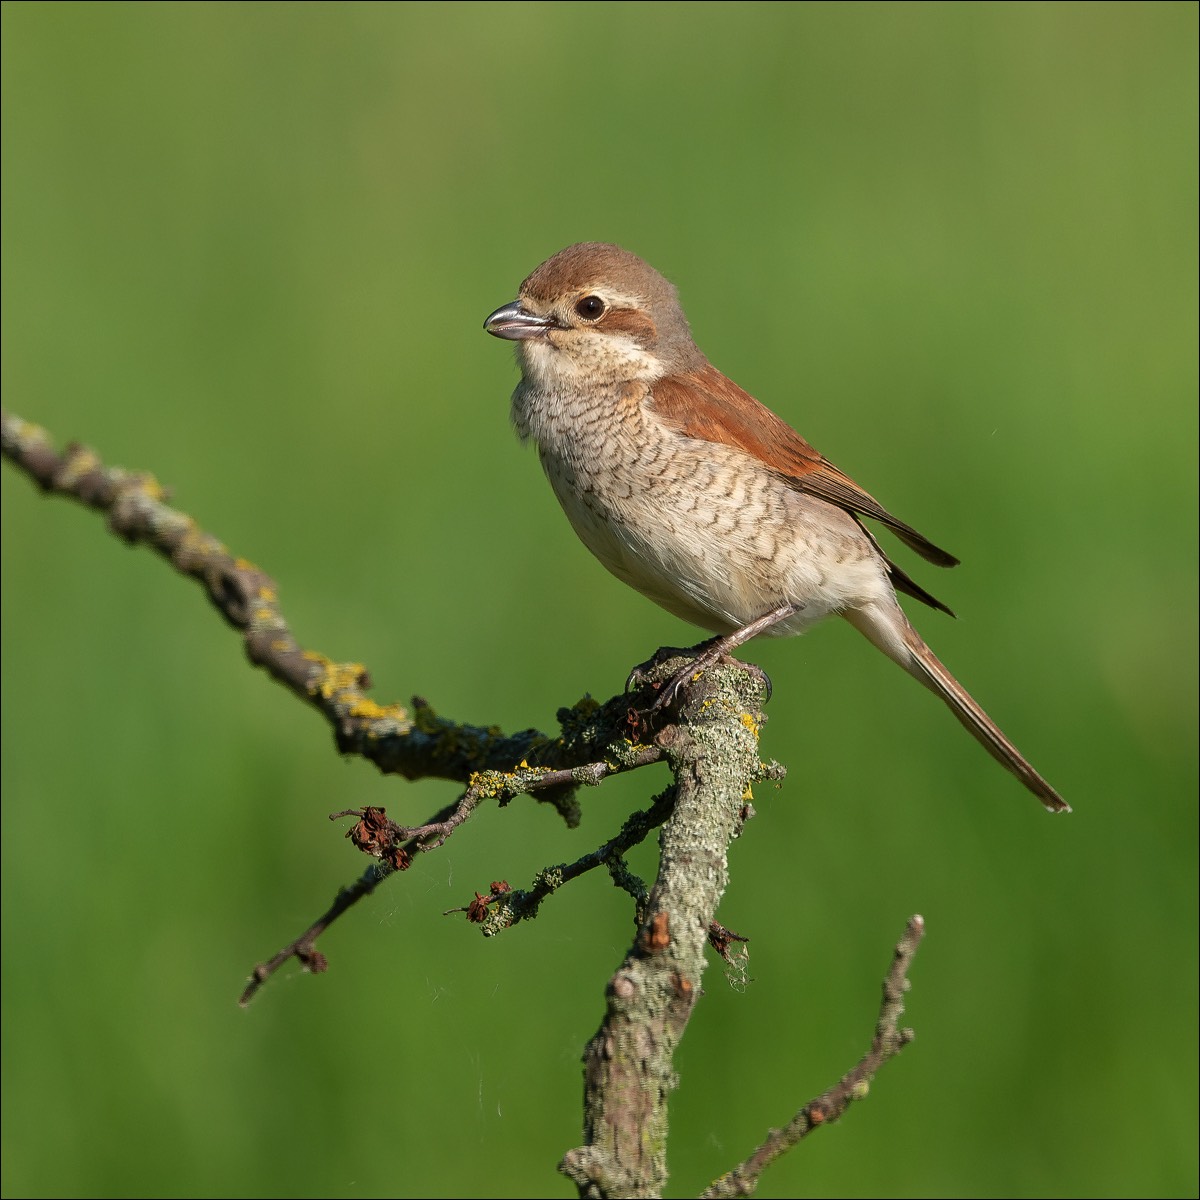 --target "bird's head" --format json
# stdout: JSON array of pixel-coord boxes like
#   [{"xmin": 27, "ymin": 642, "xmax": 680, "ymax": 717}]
[{"xmin": 484, "ymin": 242, "xmax": 705, "ymax": 389}]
